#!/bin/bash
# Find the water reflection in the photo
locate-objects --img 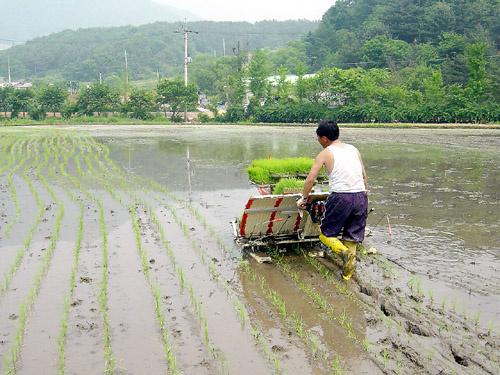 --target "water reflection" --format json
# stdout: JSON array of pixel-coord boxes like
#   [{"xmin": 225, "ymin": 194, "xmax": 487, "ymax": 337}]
[
  {"xmin": 95, "ymin": 125, "xmax": 500, "ymax": 320},
  {"xmin": 101, "ymin": 127, "xmax": 499, "ymax": 250}
]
